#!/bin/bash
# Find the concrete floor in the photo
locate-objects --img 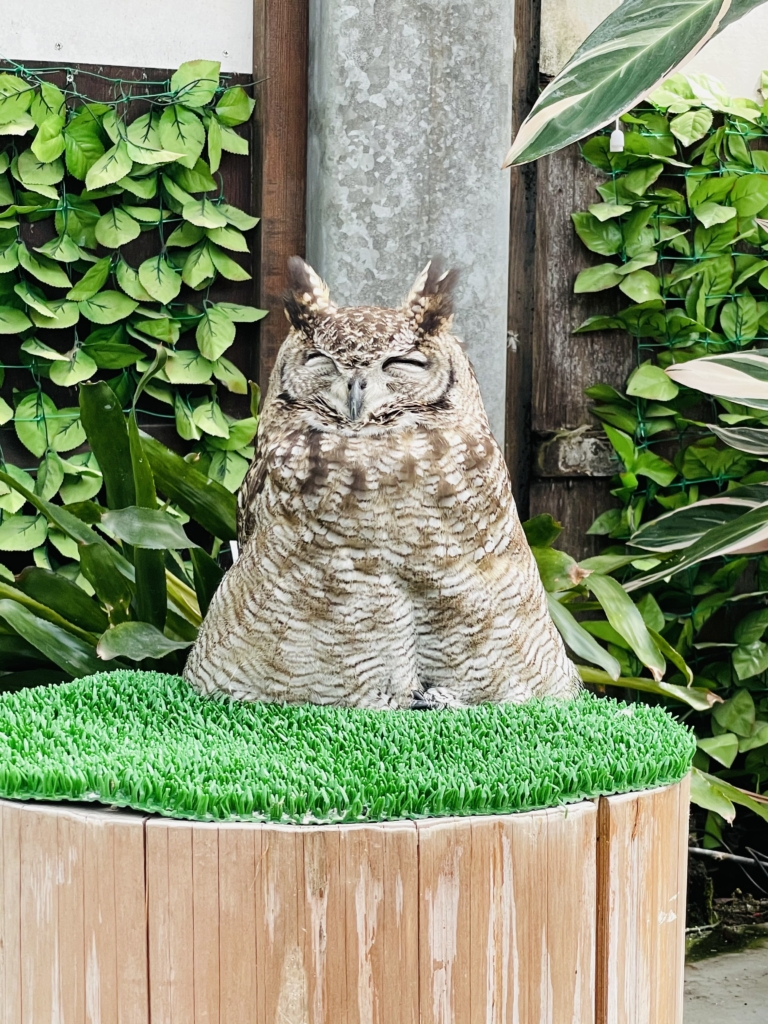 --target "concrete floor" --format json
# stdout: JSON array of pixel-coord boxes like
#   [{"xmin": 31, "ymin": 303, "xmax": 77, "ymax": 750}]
[{"xmin": 685, "ymin": 943, "xmax": 768, "ymax": 1022}]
